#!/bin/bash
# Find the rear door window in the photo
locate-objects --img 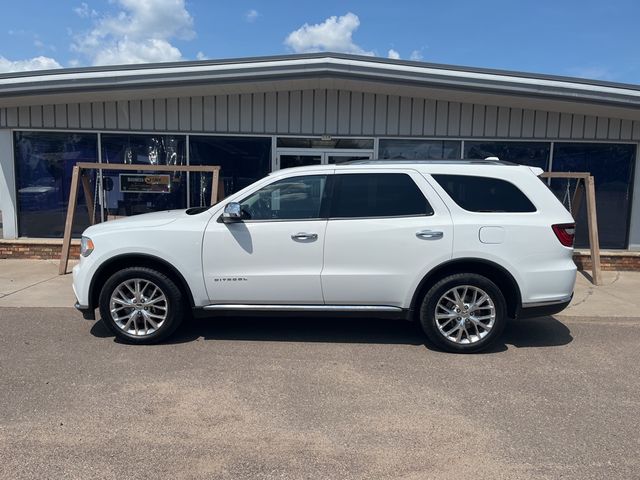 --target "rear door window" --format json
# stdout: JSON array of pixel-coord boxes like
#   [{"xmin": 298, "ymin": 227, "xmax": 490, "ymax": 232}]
[
  {"xmin": 329, "ymin": 173, "xmax": 434, "ymax": 218},
  {"xmin": 432, "ymin": 174, "xmax": 536, "ymax": 212}
]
